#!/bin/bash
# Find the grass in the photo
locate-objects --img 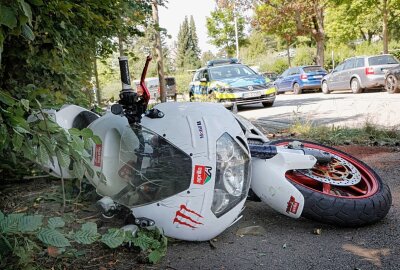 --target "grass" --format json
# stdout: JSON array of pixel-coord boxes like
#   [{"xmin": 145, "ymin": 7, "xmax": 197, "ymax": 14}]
[{"xmin": 287, "ymin": 120, "xmax": 400, "ymax": 146}]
